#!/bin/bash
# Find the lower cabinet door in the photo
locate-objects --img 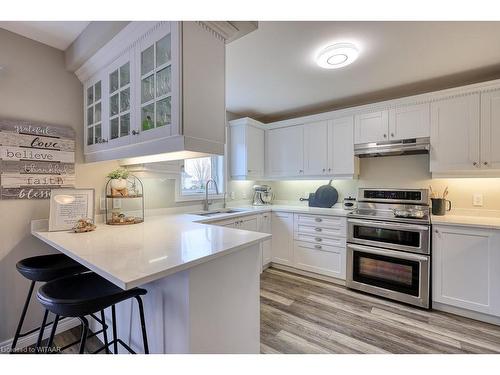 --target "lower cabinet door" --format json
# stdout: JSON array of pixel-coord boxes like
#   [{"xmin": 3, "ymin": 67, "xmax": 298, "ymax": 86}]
[
  {"xmin": 293, "ymin": 241, "xmax": 346, "ymax": 279},
  {"xmin": 271, "ymin": 212, "xmax": 293, "ymax": 266},
  {"xmin": 262, "ymin": 239, "xmax": 272, "ymax": 266},
  {"xmin": 433, "ymin": 225, "xmax": 500, "ymax": 316}
]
